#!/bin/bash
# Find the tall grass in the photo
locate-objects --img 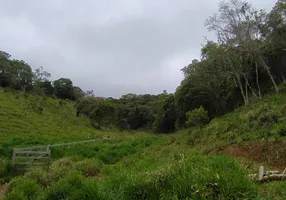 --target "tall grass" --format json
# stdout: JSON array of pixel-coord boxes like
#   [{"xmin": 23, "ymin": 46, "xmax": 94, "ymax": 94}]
[{"xmin": 100, "ymin": 155, "xmax": 258, "ymax": 200}]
